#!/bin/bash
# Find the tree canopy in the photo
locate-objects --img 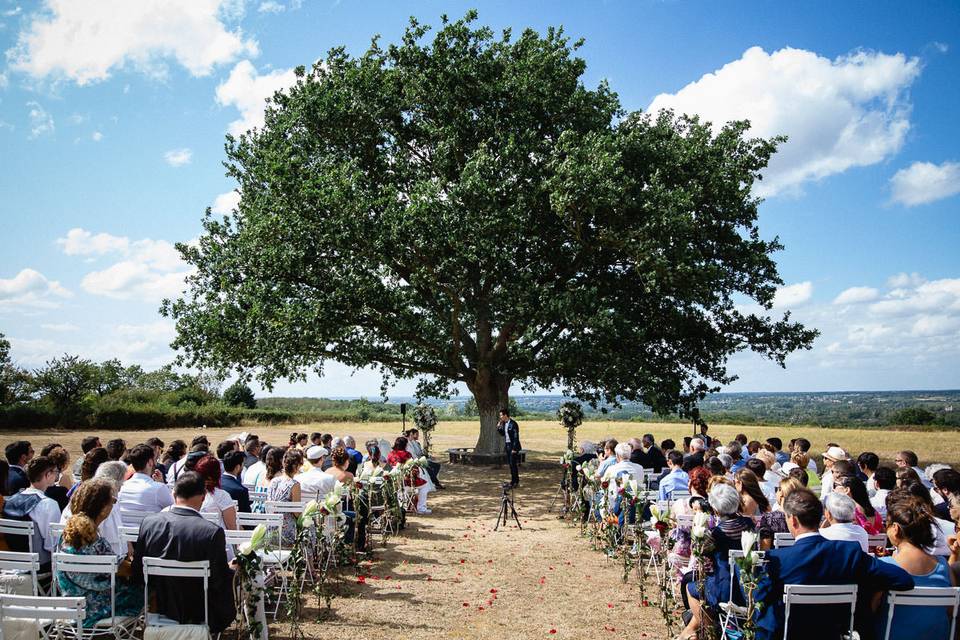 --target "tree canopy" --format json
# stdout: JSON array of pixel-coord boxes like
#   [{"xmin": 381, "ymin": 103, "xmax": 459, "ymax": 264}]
[{"xmin": 164, "ymin": 12, "xmax": 817, "ymax": 453}]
